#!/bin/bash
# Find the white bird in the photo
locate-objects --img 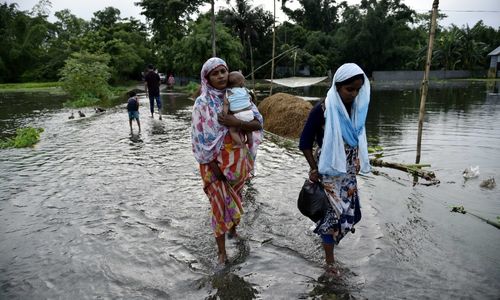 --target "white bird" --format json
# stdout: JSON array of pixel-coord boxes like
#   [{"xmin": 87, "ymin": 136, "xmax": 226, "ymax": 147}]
[{"xmin": 463, "ymin": 166, "xmax": 480, "ymax": 179}]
